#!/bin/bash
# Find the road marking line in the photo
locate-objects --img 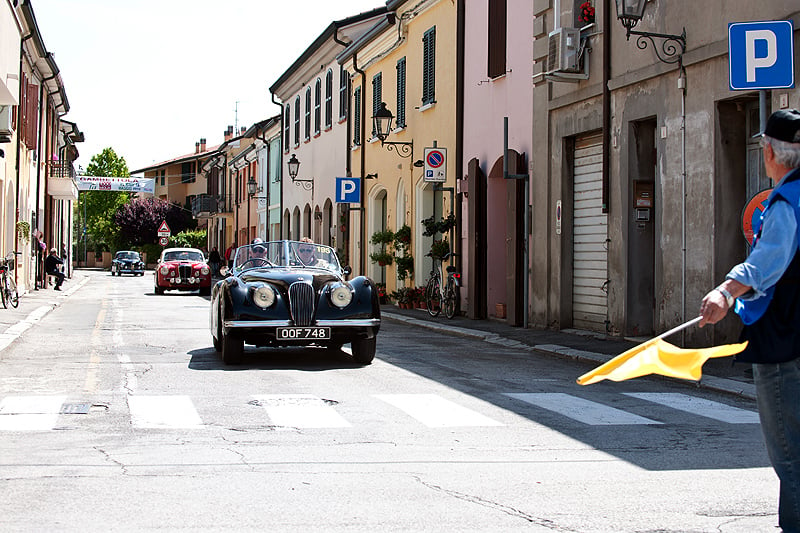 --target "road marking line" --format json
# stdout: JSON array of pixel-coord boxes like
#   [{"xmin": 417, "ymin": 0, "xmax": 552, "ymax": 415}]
[
  {"xmin": 375, "ymin": 394, "xmax": 504, "ymax": 427},
  {"xmin": 128, "ymin": 395, "xmax": 204, "ymax": 428},
  {"xmin": 505, "ymin": 392, "xmax": 662, "ymax": 425},
  {"xmin": 623, "ymin": 392, "xmax": 760, "ymax": 424},
  {"xmin": 253, "ymin": 394, "xmax": 351, "ymax": 428},
  {"xmin": 0, "ymin": 395, "xmax": 67, "ymax": 431}
]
